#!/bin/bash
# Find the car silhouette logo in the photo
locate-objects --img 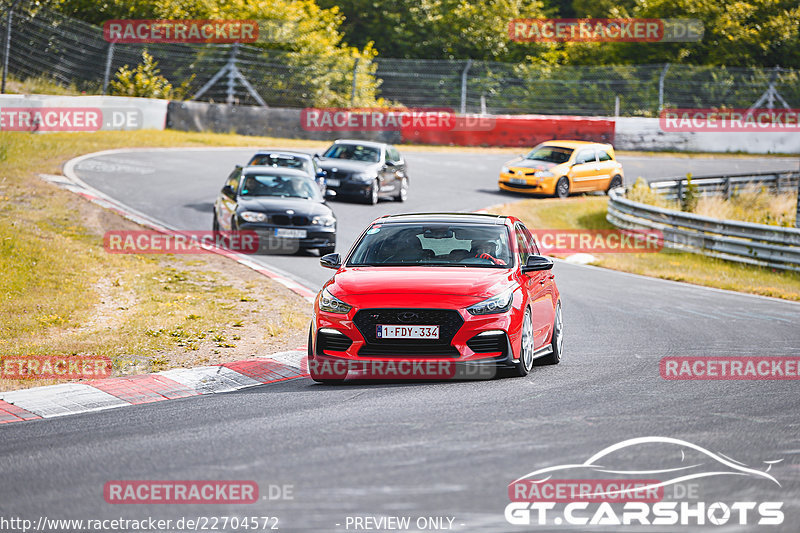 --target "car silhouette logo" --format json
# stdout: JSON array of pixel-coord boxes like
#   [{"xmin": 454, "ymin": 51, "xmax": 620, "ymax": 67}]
[
  {"xmin": 511, "ymin": 436, "xmax": 782, "ymax": 499},
  {"xmin": 397, "ymin": 312, "xmax": 419, "ymax": 323}
]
